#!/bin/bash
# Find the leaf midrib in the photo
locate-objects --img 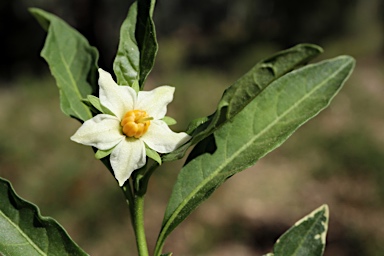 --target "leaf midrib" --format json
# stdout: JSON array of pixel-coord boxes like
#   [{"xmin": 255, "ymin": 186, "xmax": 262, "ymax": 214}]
[
  {"xmin": 0, "ymin": 211, "xmax": 46, "ymax": 255},
  {"xmin": 289, "ymin": 210, "xmax": 325, "ymax": 256},
  {"xmin": 163, "ymin": 58, "xmax": 350, "ymax": 235},
  {"xmin": 44, "ymin": 24, "xmax": 91, "ymax": 121},
  {"xmin": 59, "ymin": 41, "xmax": 88, "ymax": 119}
]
